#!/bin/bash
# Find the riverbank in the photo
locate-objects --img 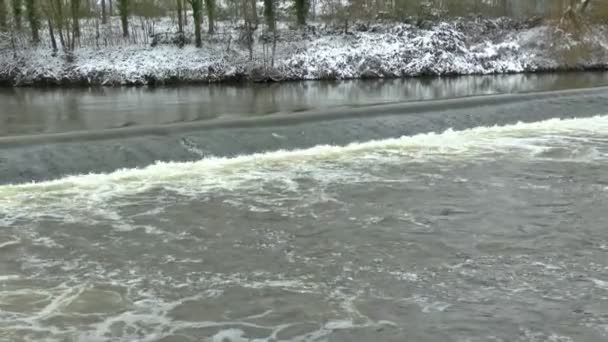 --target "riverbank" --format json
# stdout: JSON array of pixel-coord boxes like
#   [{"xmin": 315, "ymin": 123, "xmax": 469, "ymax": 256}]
[{"xmin": 1, "ymin": 17, "xmax": 608, "ymax": 87}]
